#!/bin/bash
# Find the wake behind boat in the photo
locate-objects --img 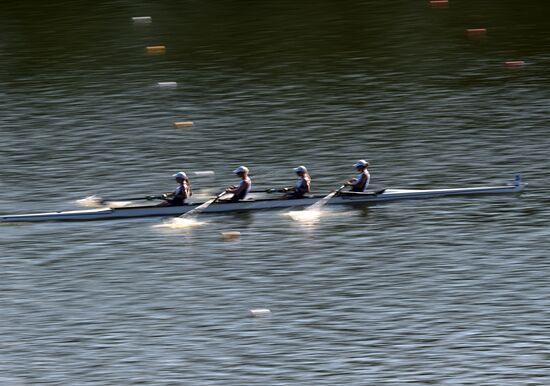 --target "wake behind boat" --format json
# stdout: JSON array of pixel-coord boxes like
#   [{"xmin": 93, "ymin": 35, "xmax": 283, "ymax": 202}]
[{"xmin": 0, "ymin": 175, "xmax": 525, "ymax": 222}]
